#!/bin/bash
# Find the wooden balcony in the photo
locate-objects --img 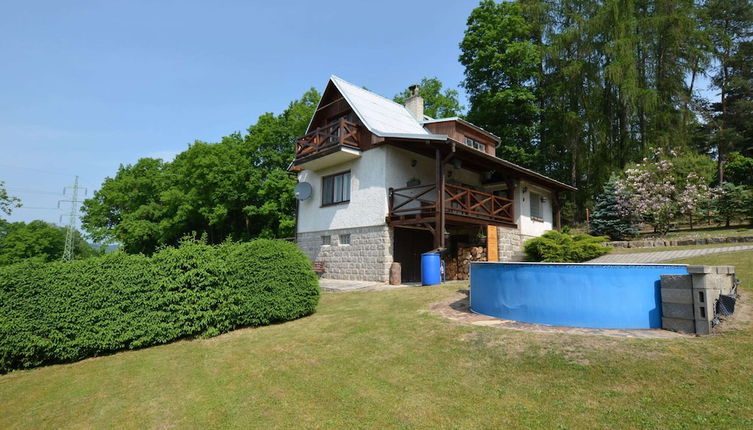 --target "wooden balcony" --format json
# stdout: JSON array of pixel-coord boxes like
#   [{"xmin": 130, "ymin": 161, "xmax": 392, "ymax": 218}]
[
  {"xmin": 388, "ymin": 183, "xmax": 514, "ymax": 227},
  {"xmin": 295, "ymin": 118, "xmax": 359, "ymax": 160}
]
